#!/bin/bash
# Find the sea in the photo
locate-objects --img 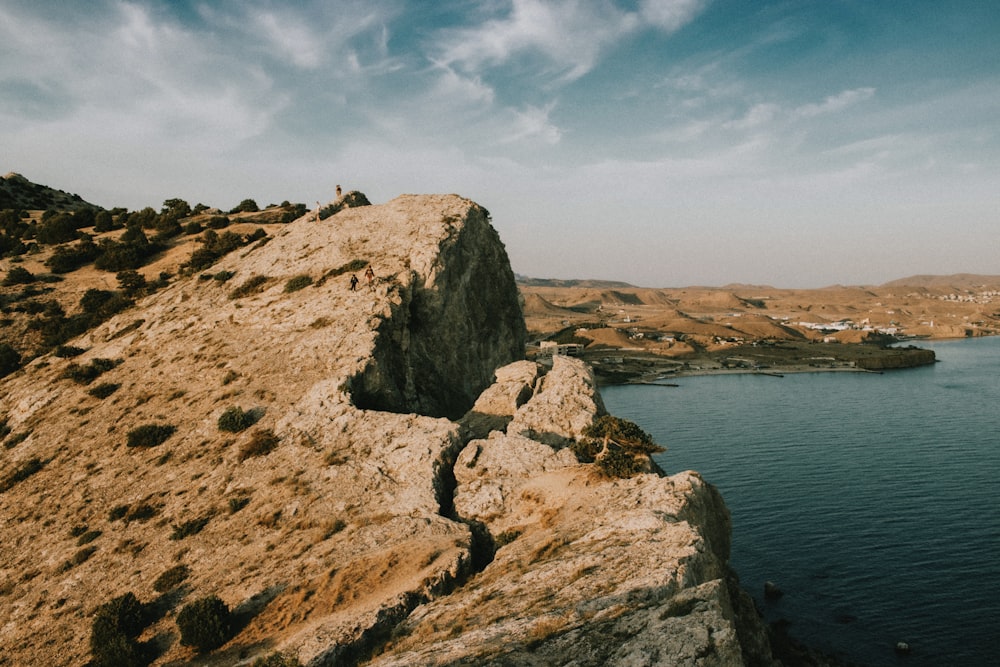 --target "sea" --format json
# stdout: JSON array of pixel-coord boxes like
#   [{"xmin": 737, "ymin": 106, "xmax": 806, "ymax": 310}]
[{"xmin": 600, "ymin": 336, "xmax": 1000, "ymax": 667}]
